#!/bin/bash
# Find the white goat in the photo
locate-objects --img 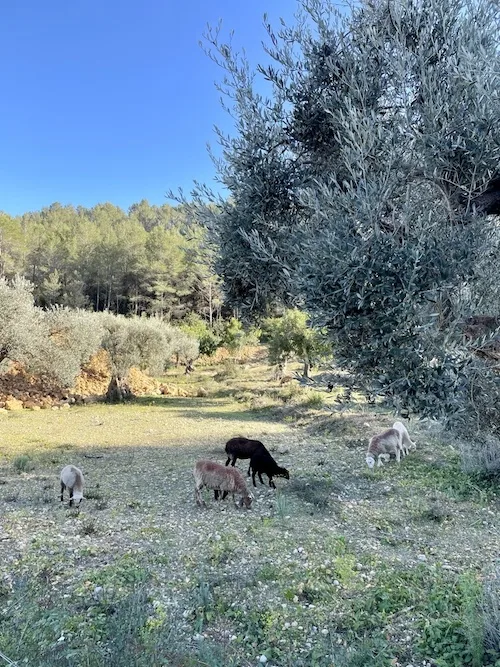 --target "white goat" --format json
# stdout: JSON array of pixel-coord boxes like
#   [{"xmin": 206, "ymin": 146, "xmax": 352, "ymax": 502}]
[
  {"xmin": 366, "ymin": 428, "xmax": 403, "ymax": 469},
  {"xmin": 60, "ymin": 465, "xmax": 85, "ymax": 507},
  {"xmin": 193, "ymin": 460, "xmax": 253, "ymax": 508},
  {"xmin": 392, "ymin": 421, "xmax": 417, "ymax": 455}
]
